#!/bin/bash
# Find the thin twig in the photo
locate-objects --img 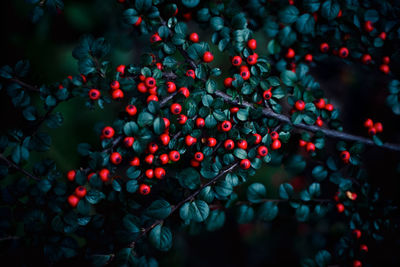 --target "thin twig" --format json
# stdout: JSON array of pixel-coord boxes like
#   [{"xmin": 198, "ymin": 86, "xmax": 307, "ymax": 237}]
[
  {"xmin": 10, "ymin": 78, "xmax": 40, "ymax": 92},
  {"xmin": 0, "ymin": 154, "xmax": 40, "ymax": 181}
]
